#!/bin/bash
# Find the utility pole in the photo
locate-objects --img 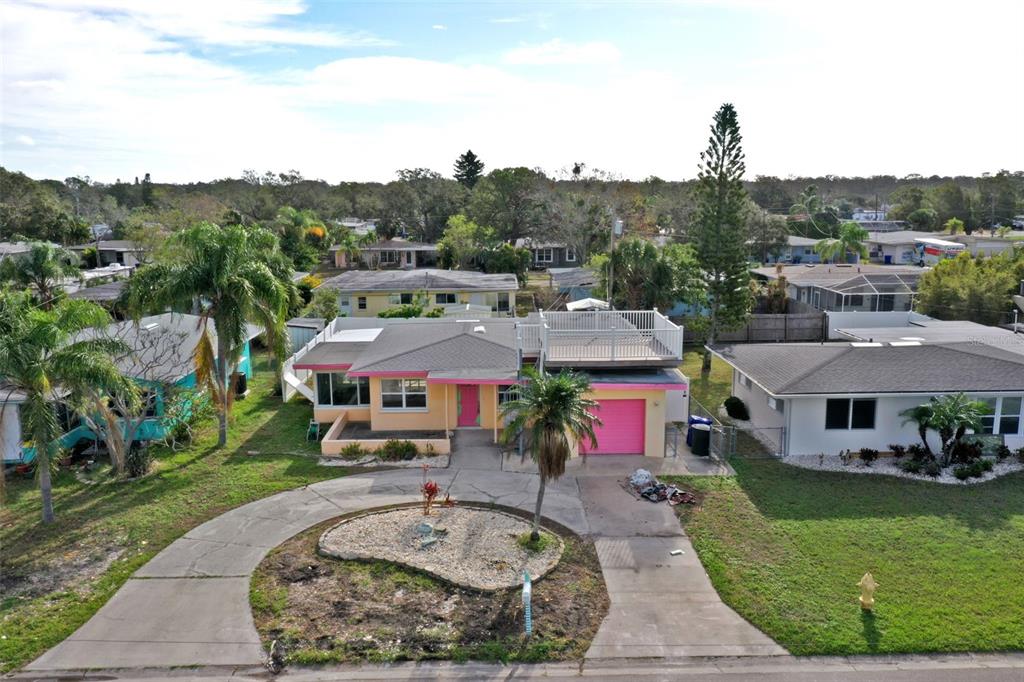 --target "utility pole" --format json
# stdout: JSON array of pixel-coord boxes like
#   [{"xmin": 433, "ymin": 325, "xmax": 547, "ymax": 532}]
[{"xmin": 608, "ymin": 217, "xmax": 622, "ymax": 309}]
